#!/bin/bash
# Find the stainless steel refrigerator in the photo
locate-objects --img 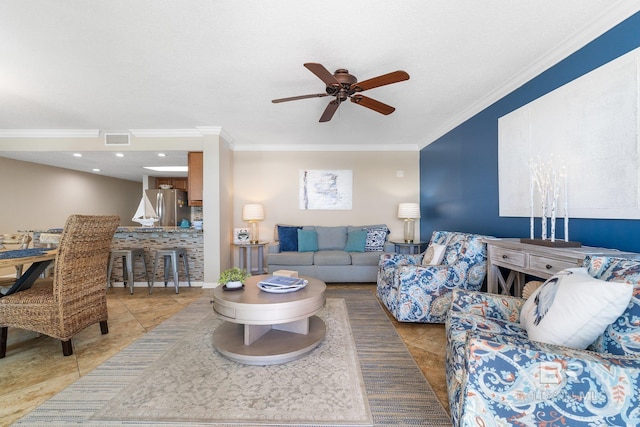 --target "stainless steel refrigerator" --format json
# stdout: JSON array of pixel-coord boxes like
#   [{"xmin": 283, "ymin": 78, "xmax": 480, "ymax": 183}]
[{"xmin": 145, "ymin": 189, "xmax": 190, "ymax": 227}]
